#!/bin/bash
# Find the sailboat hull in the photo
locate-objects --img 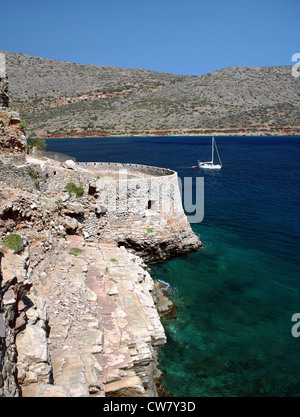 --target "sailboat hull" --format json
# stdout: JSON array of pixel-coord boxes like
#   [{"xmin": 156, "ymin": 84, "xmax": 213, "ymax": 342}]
[{"xmin": 198, "ymin": 162, "xmax": 222, "ymax": 169}]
